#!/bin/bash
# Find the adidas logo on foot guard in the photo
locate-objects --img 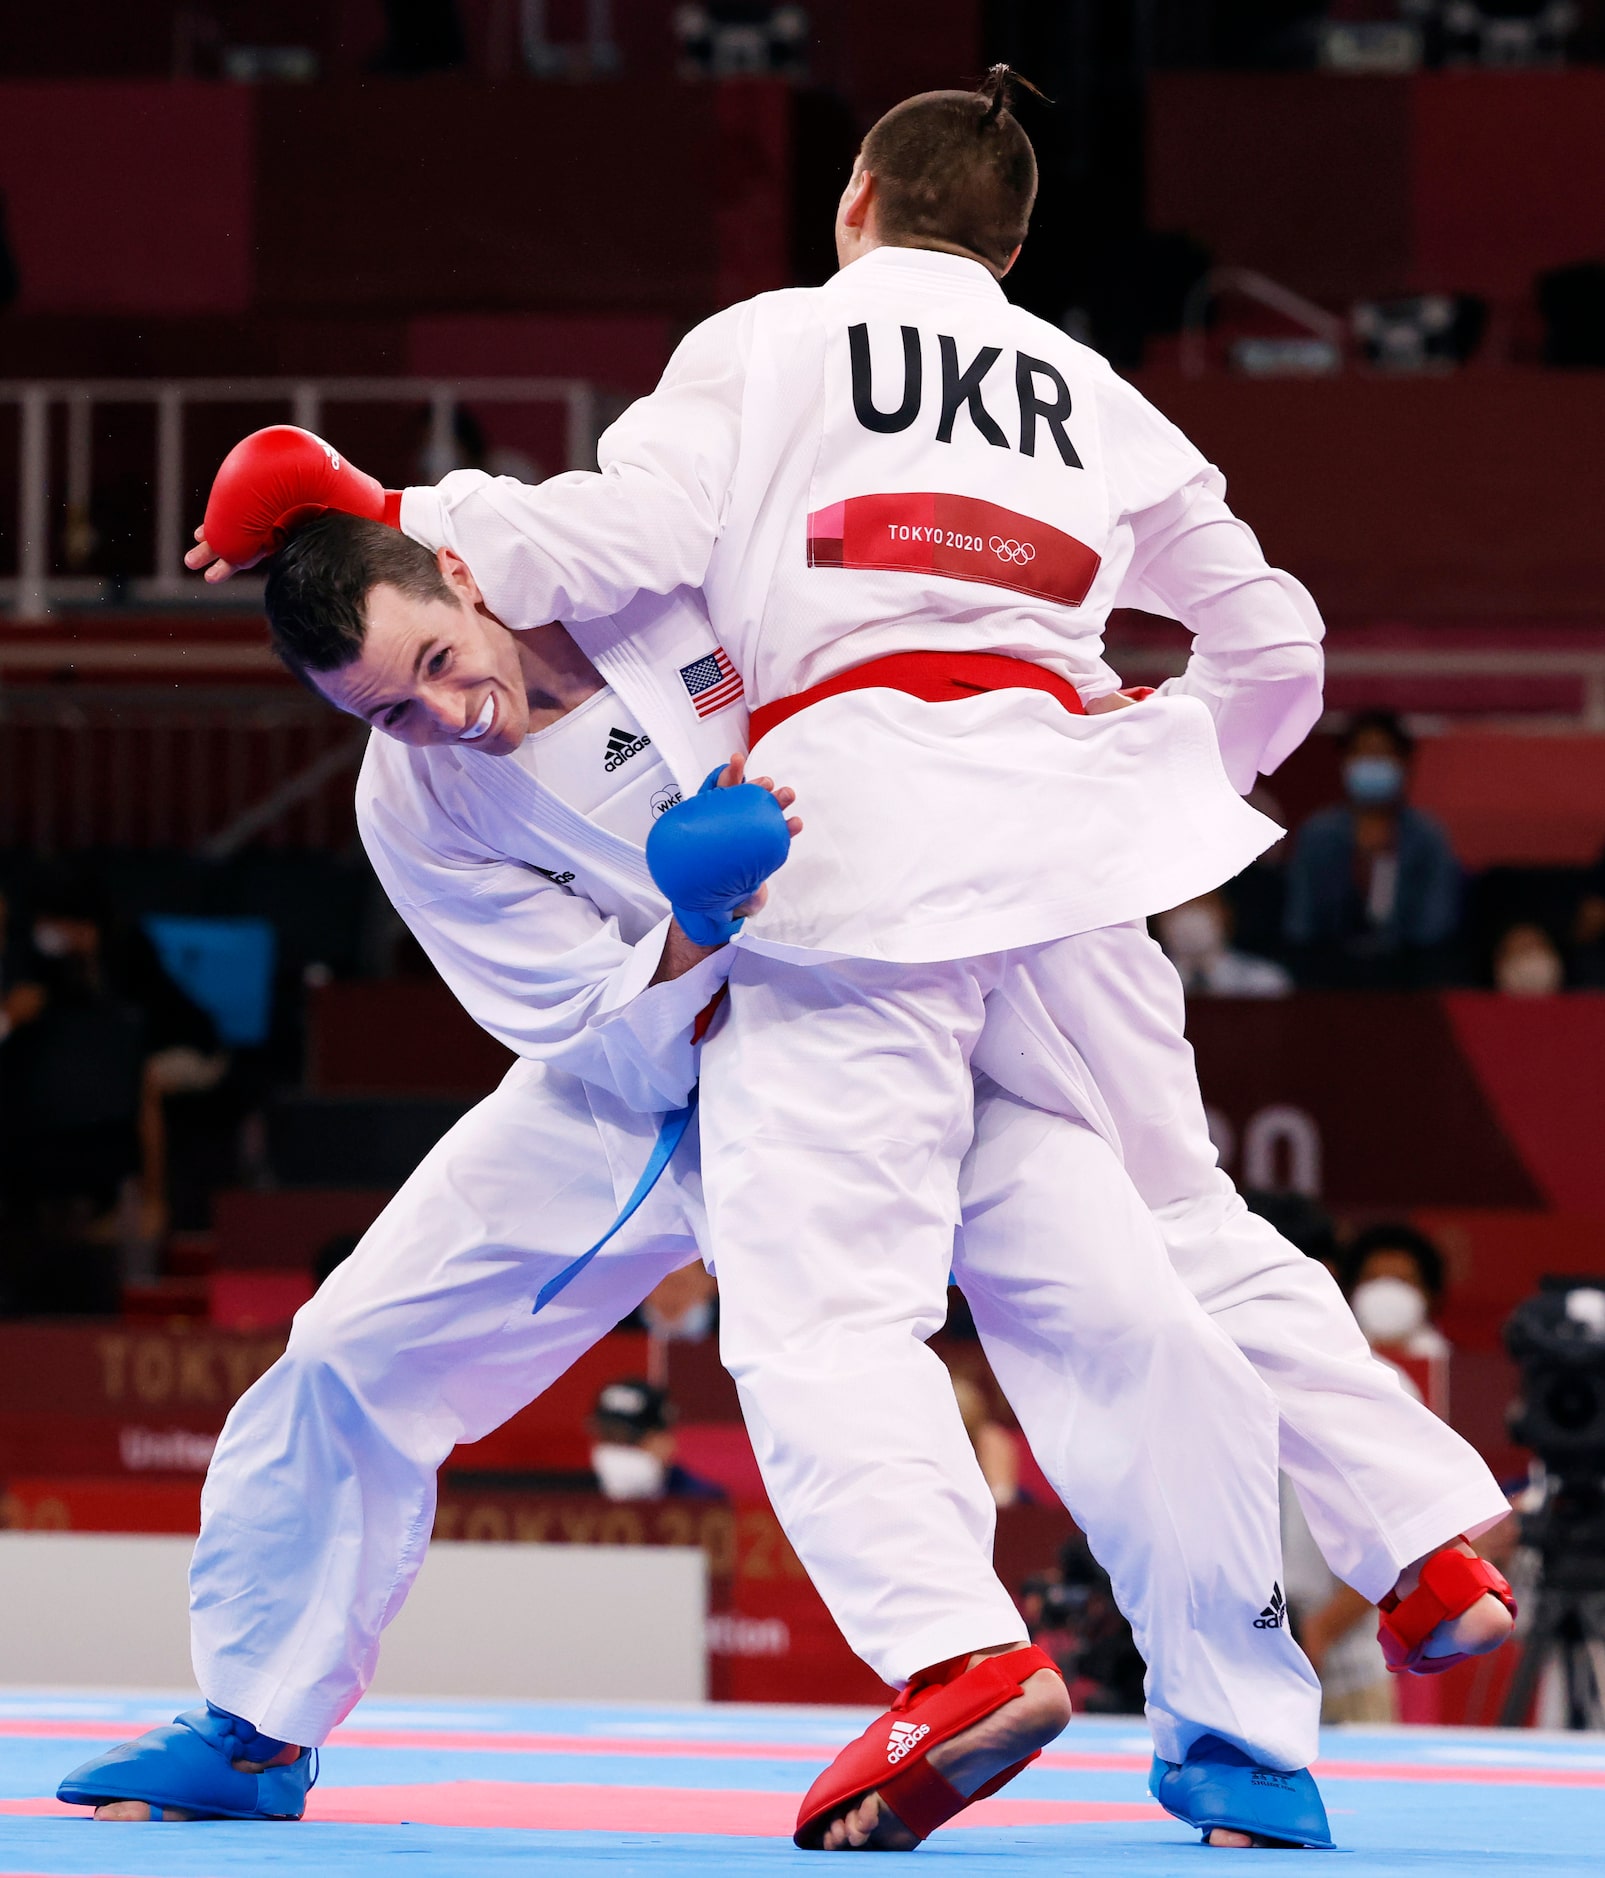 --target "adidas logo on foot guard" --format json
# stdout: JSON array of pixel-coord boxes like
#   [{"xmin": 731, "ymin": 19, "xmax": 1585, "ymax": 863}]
[
  {"xmin": 887, "ymin": 1720, "xmax": 930, "ymax": 1763},
  {"xmin": 1254, "ymin": 1584, "xmax": 1287, "ymax": 1630}
]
